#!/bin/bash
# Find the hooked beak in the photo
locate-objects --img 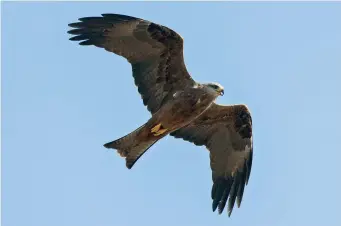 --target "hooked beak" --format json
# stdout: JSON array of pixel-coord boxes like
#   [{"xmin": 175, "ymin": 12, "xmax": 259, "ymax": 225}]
[{"xmin": 219, "ymin": 90, "xmax": 224, "ymax": 96}]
